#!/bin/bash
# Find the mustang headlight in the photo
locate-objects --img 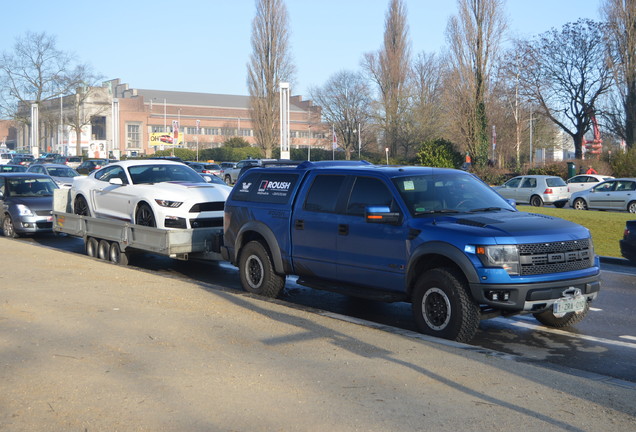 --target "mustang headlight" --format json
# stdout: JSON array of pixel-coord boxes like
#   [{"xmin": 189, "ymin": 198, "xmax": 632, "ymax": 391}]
[
  {"xmin": 475, "ymin": 245, "xmax": 520, "ymax": 275},
  {"xmin": 155, "ymin": 199, "xmax": 183, "ymax": 208},
  {"xmin": 16, "ymin": 204, "xmax": 34, "ymax": 216}
]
